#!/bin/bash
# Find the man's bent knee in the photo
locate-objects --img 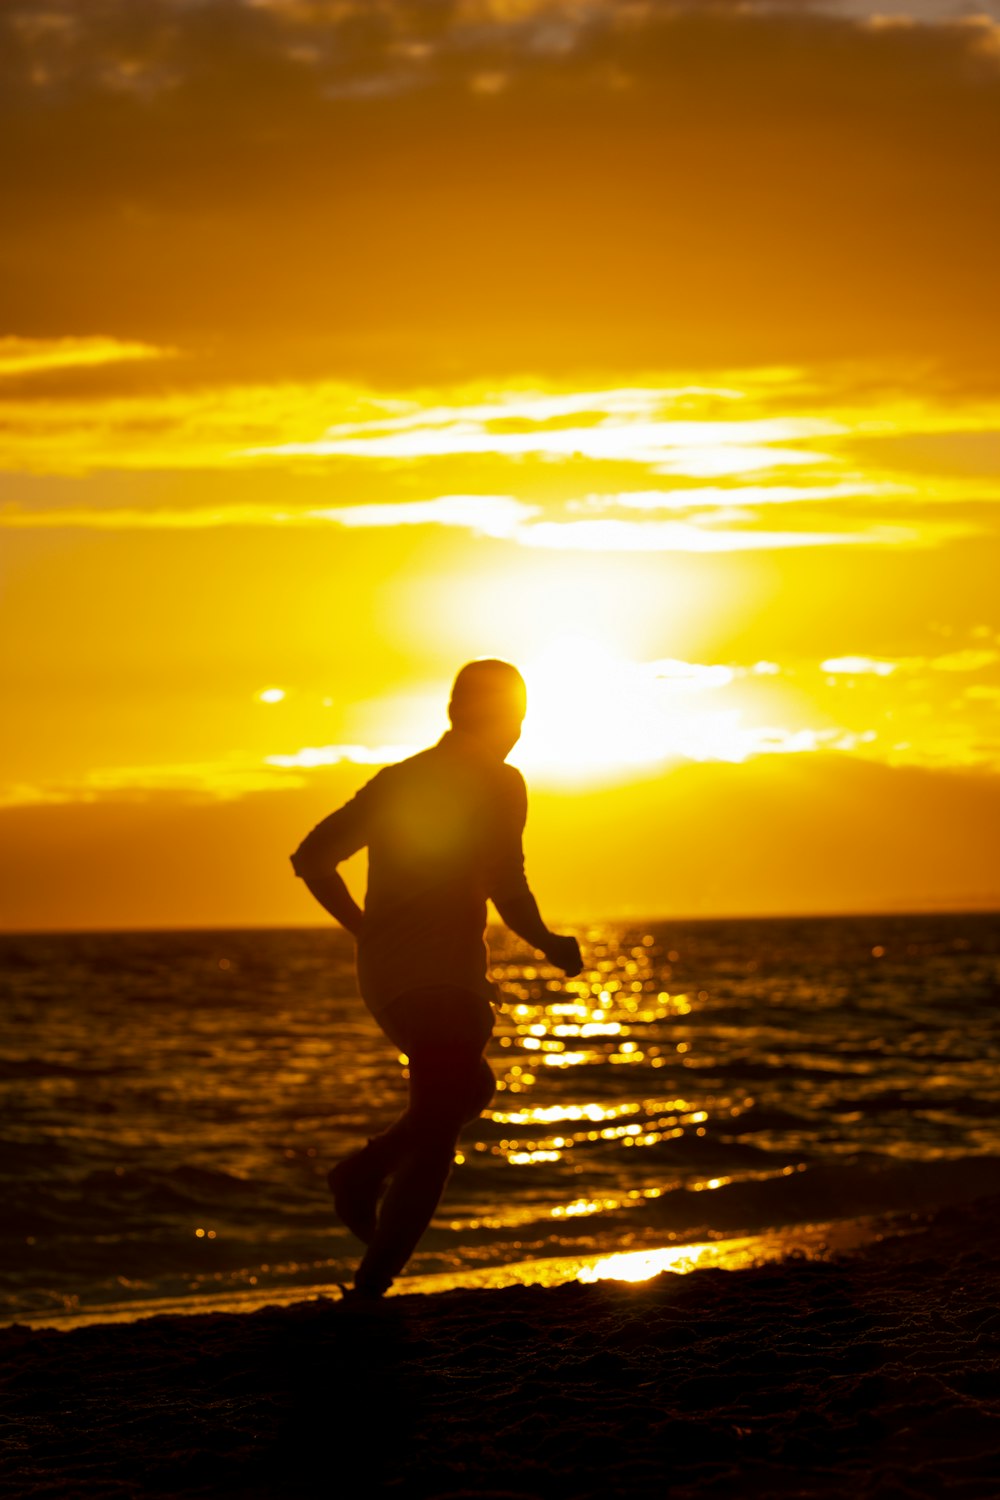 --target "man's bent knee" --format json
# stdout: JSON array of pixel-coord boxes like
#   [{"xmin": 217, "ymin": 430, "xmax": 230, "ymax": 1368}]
[
  {"xmin": 448, "ymin": 1059, "xmax": 495, "ymax": 1127},
  {"xmin": 463, "ymin": 1059, "xmax": 495, "ymax": 1122}
]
